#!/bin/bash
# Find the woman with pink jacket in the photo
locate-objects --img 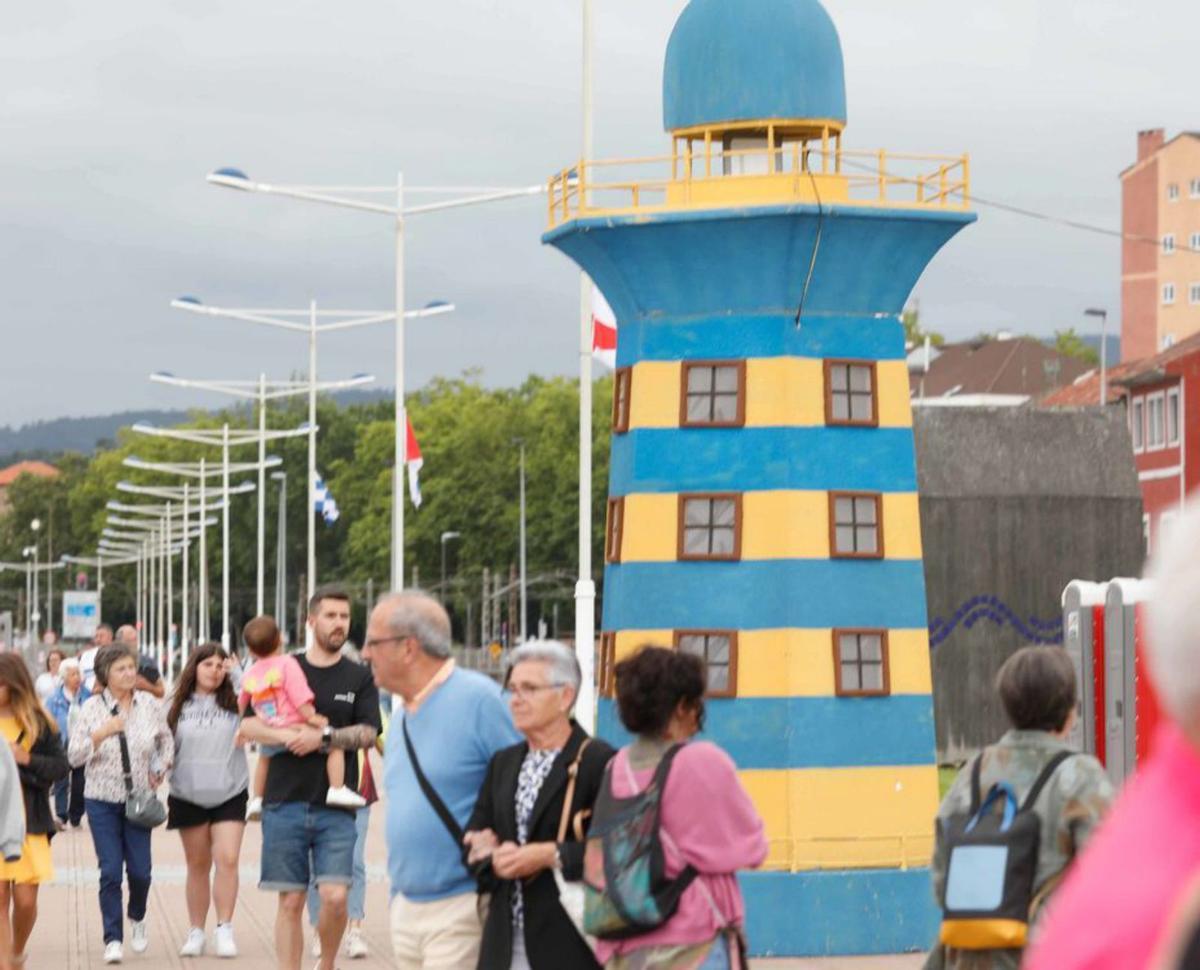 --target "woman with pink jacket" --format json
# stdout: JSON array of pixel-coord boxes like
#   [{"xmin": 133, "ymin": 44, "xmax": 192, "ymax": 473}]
[{"xmin": 597, "ymin": 647, "xmax": 767, "ymax": 970}]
